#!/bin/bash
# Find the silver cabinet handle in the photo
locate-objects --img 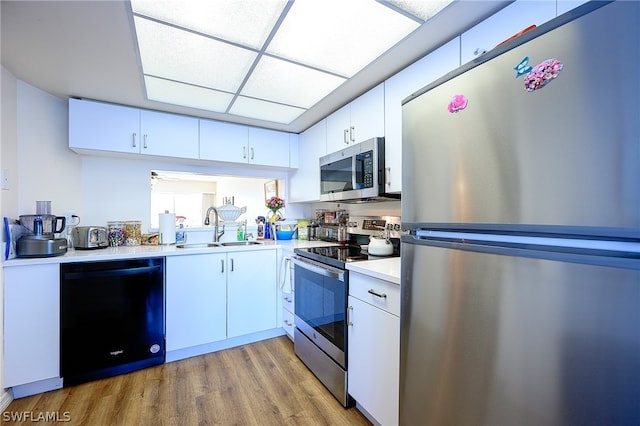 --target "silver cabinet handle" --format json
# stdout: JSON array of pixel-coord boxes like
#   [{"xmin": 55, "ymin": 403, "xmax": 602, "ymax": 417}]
[
  {"xmin": 230, "ymin": 258, "xmax": 234, "ymax": 272},
  {"xmin": 349, "ymin": 125, "xmax": 355, "ymax": 142},
  {"xmin": 250, "ymin": 147, "xmax": 254, "ymax": 160},
  {"xmin": 343, "ymin": 129, "xmax": 349, "ymax": 145},
  {"xmin": 284, "ymin": 319, "xmax": 293, "ymax": 326},
  {"xmin": 243, "ymin": 146, "xmax": 247, "ymax": 159},
  {"xmin": 284, "ymin": 296, "xmax": 292, "ymax": 302},
  {"xmin": 143, "ymin": 134, "xmax": 148, "ymax": 149},
  {"xmin": 132, "ymin": 133, "xmax": 137, "ymax": 148},
  {"xmin": 221, "ymin": 259, "xmax": 224, "ymax": 273},
  {"xmin": 347, "ymin": 305, "xmax": 354, "ymax": 326},
  {"xmin": 385, "ymin": 167, "xmax": 391, "ymax": 186},
  {"xmin": 368, "ymin": 289, "xmax": 387, "ymax": 299}
]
